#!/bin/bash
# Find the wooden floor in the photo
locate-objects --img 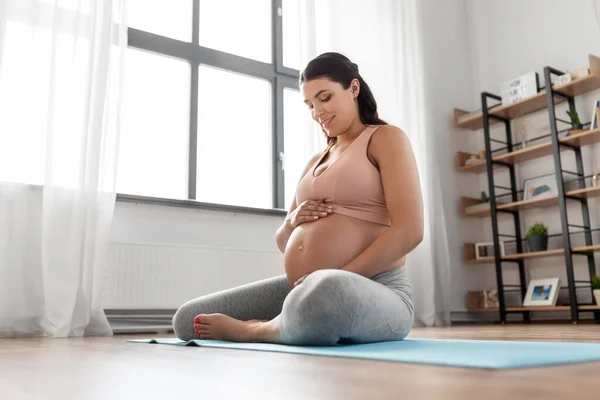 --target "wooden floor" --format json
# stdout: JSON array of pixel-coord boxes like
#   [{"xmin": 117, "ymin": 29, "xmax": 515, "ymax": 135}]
[{"xmin": 2, "ymin": 324, "xmax": 600, "ymax": 400}]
